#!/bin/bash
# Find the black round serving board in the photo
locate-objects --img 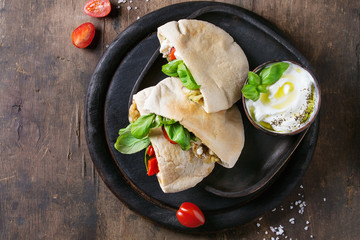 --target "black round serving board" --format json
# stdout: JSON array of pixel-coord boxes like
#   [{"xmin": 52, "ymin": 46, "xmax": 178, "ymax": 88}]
[{"xmin": 84, "ymin": 2, "xmax": 319, "ymax": 233}]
